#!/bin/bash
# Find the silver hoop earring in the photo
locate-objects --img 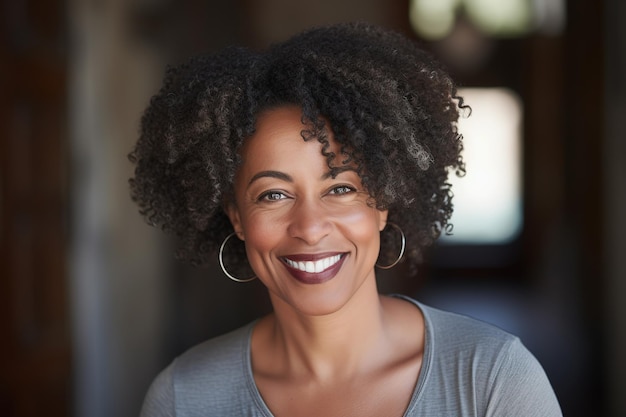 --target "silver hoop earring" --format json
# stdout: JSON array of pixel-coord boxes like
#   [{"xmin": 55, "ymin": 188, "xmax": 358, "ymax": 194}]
[
  {"xmin": 218, "ymin": 232, "xmax": 257, "ymax": 283},
  {"xmin": 376, "ymin": 222, "xmax": 406, "ymax": 270}
]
